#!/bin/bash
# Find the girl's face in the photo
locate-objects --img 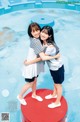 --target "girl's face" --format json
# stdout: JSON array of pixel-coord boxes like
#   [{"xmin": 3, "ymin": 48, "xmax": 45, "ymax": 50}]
[
  {"xmin": 40, "ymin": 29, "xmax": 49, "ymax": 41},
  {"xmin": 31, "ymin": 29, "xmax": 40, "ymax": 39}
]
